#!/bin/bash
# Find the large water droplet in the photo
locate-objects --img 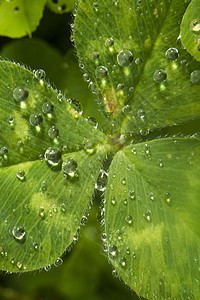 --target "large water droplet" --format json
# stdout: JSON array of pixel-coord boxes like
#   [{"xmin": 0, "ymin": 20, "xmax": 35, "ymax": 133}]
[
  {"xmin": 44, "ymin": 147, "xmax": 61, "ymax": 166},
  {"xmin": 190, "ymin": 70, "xmax": 200, "ymax": 84},
  {"xmin": 12, "ymin": 226, "xmax": 25, "ymax": 241},
  {"xmin": 35, "ymin": 69, "xmax": 46, "ymax": 80},
  {"xmin": 191, "ymin": 20, "xmax": 200, "ymax": 32},
  {"xmin": 42, "ymin": 101, "xmax": 54, "ymax": 114},
  {"xmin": 13, "ymin": 87, "xmax": 28, "ymax": 102},
  {"xmin": 125, "ymin": 215, "xmax": 133, "ymax": 225},
  {"xmin": 95, "ymin": 66, "xmax": 108, "ymax": 78},
  {"xmin": 165, "ymin": 48, "xmax": 179, "ymax": 61},
  {"xmin": 117, "ymin": 50, "xmax": 133, "ymax": 67},
  {"xmin": 16, "ymin": 169, "xmax": 25, "ymax": 180},
  {"xmin": 62, "ymin": 158, "xmax": 78, "ymax": 178},
  {"xmin": 29, "ymin": 113, "xmax": 43, "ymax": 126},
  {"xmin": 54, "ymin": 257, "xmax": 63, "ymax": 267},
  {"xmin": 153, "ymin": 69, "xmax": 167, "ymax": 82}
]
